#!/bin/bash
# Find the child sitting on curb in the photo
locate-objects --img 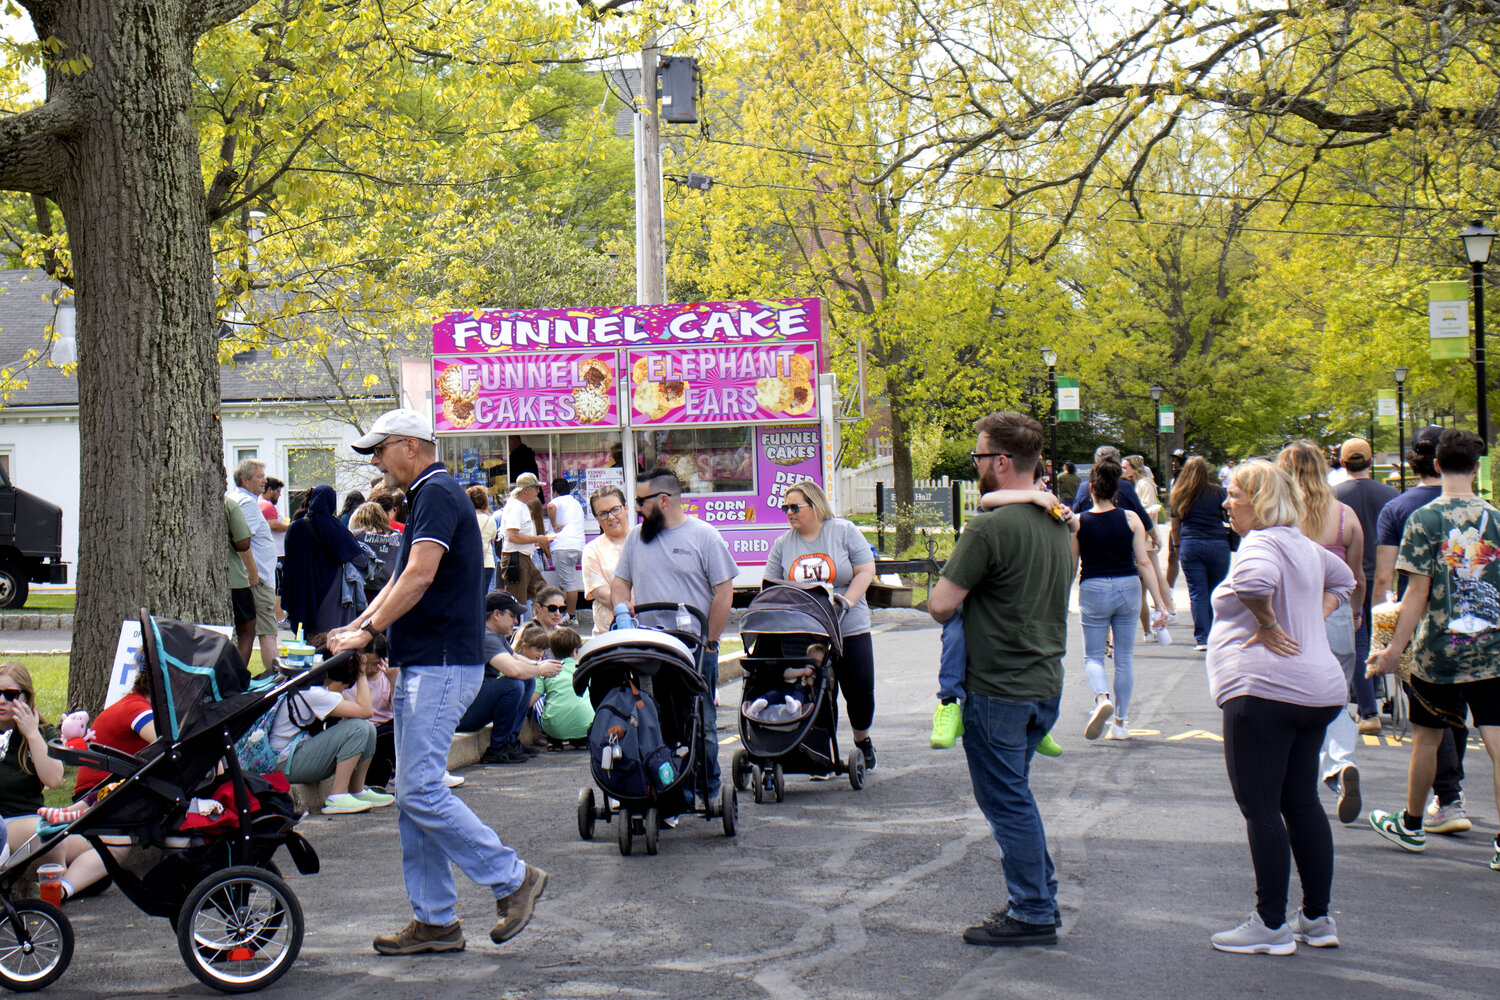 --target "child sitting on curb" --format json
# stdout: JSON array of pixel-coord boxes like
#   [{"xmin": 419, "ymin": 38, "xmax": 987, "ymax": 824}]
[
  {"xmin": 532, "ymin": 628, "xmax": 594, "ymax": 749},
  {"xmin": 275, "ymin": 649, "xmax": 393, "ymax": 814}
]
